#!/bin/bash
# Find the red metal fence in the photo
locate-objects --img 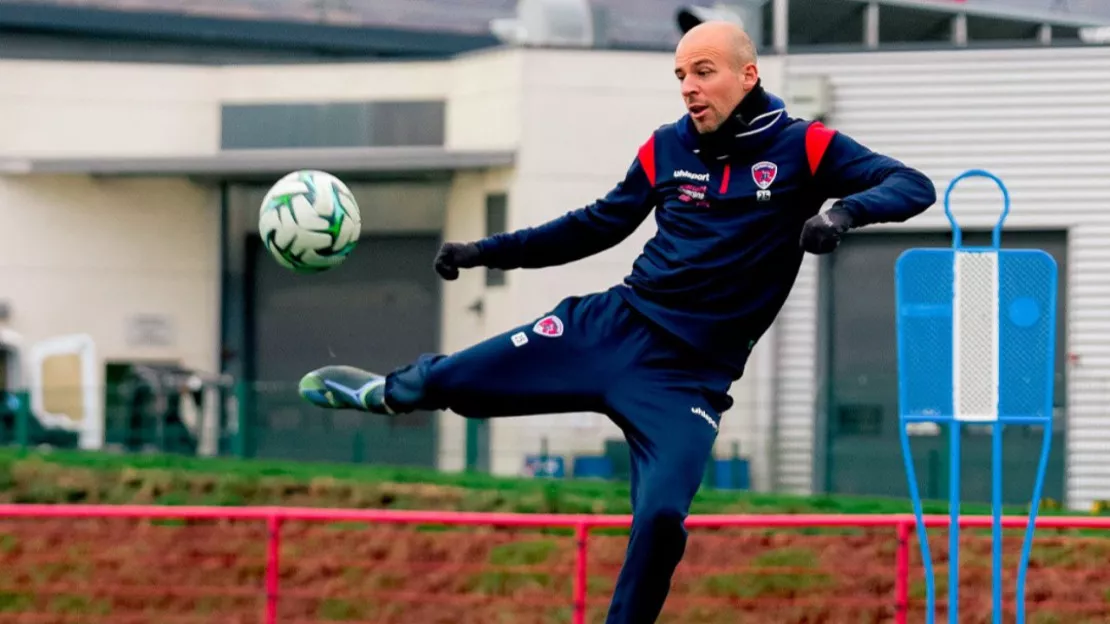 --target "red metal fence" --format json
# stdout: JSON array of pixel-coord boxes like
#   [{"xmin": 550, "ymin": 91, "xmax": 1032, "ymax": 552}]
[{"xmin": 0, "ymin": 505, "xmax": 1108, "ymax": 623}]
